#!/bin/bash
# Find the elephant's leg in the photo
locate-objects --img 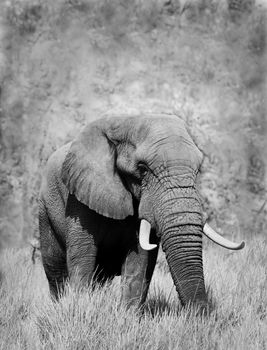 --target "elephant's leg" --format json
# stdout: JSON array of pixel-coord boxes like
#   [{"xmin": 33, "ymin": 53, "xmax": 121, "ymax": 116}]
[
  {"xmin": 121, "ymin": 244, "xmax": 159, "ymax": 308},
  {"xmin": 65, "ymin": 195, "xmax": 98, "ymax": 289},
  {"xmin": 66, "ymin": 225, "xmax": 97, "ymax": 289},
  {"xmin": 39, "ymin": 202, "xmax": 67, "ymax": 299}
]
